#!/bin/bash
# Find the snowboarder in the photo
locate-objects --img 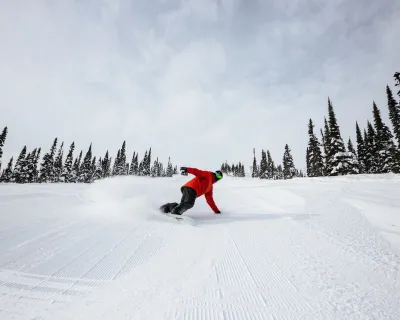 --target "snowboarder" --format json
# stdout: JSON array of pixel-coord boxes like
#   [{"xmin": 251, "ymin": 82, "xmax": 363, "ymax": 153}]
[{"xmin": 160, "ymin": 167, "xmax": 223, "ymax": 215}]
